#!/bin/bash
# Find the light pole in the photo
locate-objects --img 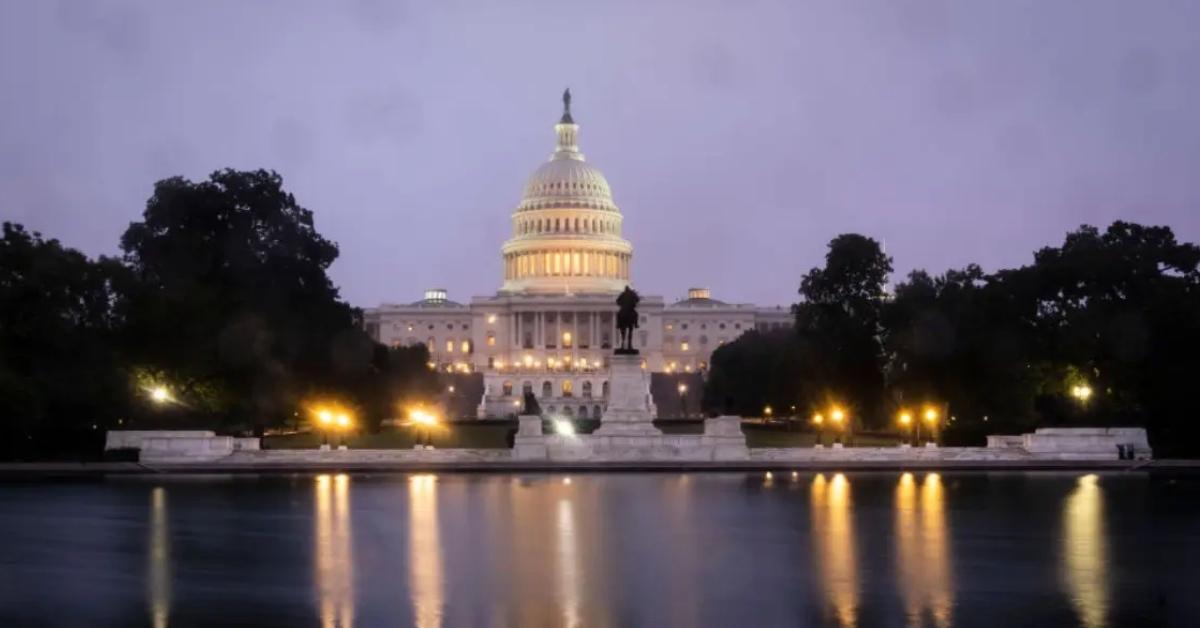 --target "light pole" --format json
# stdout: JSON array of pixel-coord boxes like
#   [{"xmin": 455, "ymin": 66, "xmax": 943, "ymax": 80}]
[
  {"xmin": 923, "ymin": 406, "xmax": 939, "ymax": 445},
  {"xmin": 812, "ymin": 412, "xmax": 825, "ymax": 446},
  {"xmin": 316, "ymin": 409, "xmax": 334, "ymax": 447},
  {"xmin": 830, "ymin": 406, "xmax": 846, "ymax": 445},
  {"xmin": 677, "ymin": 383, "xmax": 688, "ymax": 419},
  {"xmin": 898, "ymin": 410, "xmax": 913, "ymax": 445}
]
